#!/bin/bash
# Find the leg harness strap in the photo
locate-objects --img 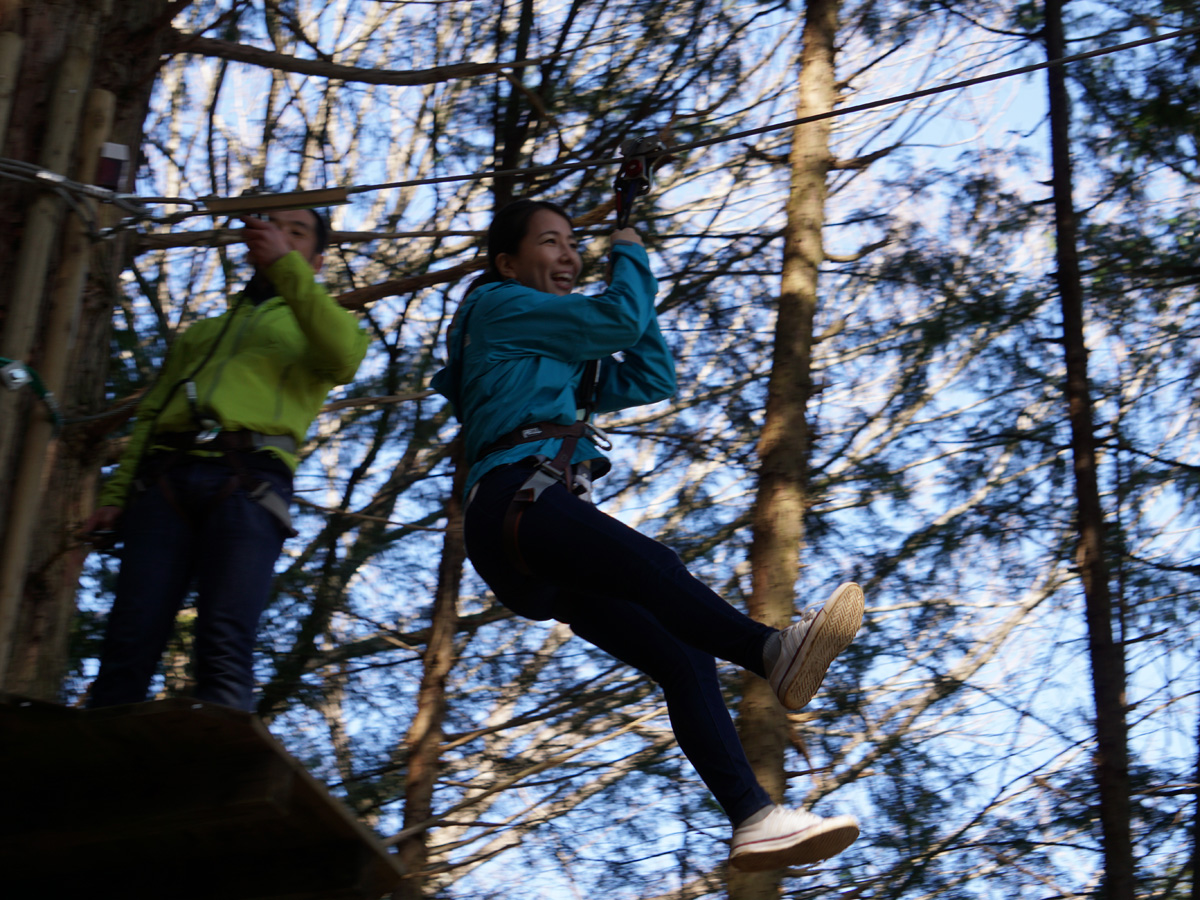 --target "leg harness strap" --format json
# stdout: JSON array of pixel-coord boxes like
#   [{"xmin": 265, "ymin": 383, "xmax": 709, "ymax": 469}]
[{"xmin": 481, "ymin": 421, "xmax": 607, "ymax": 575}]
